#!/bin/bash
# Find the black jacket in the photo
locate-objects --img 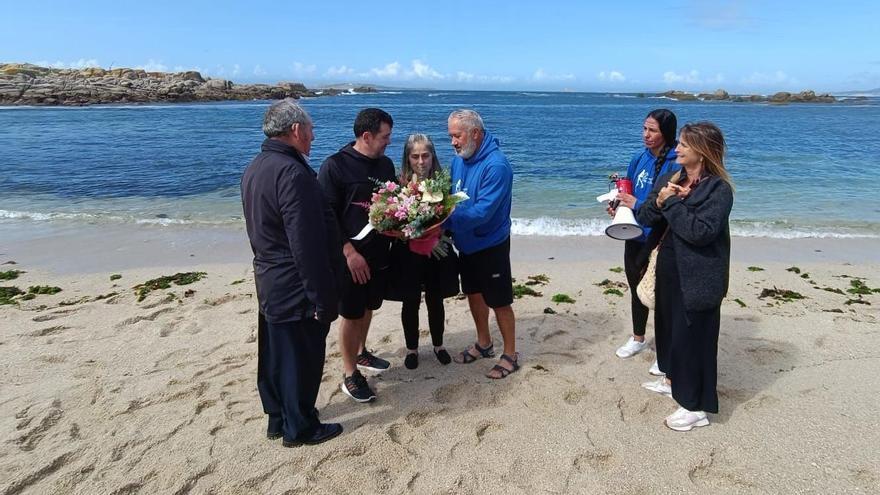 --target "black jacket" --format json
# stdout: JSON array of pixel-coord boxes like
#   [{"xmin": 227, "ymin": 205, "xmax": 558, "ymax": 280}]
[
  {"xmin": 241, "ymin": 139, "xmax": 342, "ymax": 323},
  {"xmin": 637, "ymin": 171, "xmax": 734, "ymax": 312},
  {"xmin": 317, "ymin": 143, "xmax": 396, "ymax": 267}
]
